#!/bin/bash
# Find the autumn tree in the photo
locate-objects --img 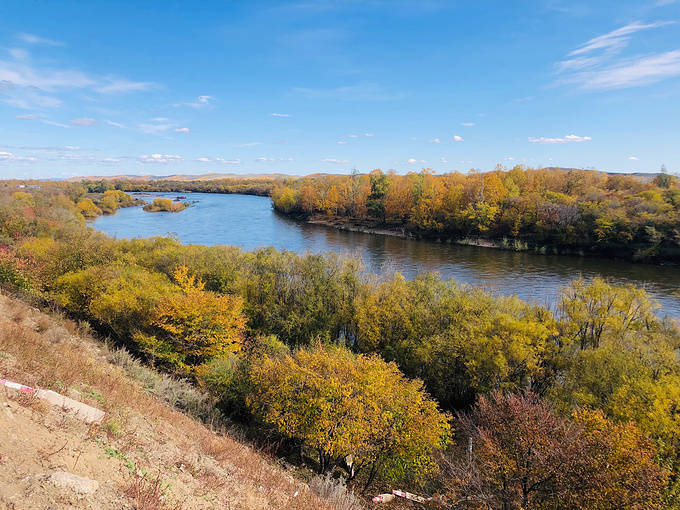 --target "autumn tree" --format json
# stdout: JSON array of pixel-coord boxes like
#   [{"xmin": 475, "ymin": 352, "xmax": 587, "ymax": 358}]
[
  {"xmin": 246, "ymin": 344, "xmax": 451, "ymax": 488},
  {"xmin": 77, "ymin": 198, "xmax": 103, "ymax": 218},
  {"xmin": 139, "ymin": 265, "xmax": 246, "ymax": 373},
  {"xmin": 440, "ymin": 392, "xmax": 667, "ymax": 510}
]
